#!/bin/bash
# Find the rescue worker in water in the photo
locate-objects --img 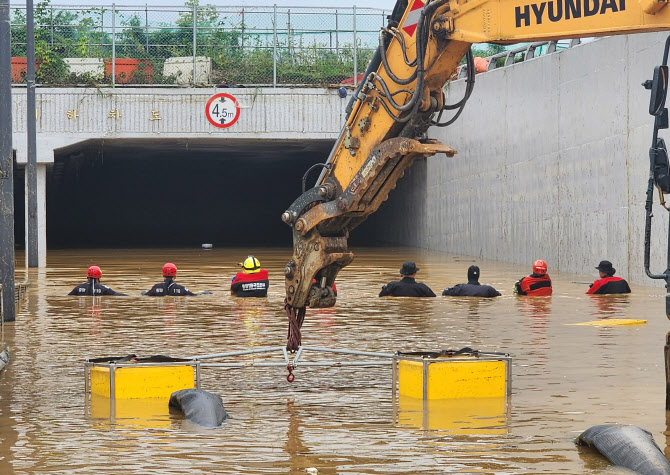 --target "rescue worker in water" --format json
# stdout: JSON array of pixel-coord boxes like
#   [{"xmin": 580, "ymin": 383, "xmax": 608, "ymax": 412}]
[
  {"xmin": 586, "ymin": 260, "xmax": 631, "ymax": 294},
  {"xmin": 231, "ymin": 256, "xmax": 269, "ymax": 297},
  {"xmin": 379, "ymin": 262, "xmax": 436, "ymax": 297},
  {"xmin": 514, "ymin": 260, "xmax": 553, "ymax": 296},
  {"xmin": 143, "ymin": 263, "xmax": 197, "ymax": 296},
  {"xmin": 68, "ymin": 266, "xmax": 126, "ymax": 296},
  {"xmin": 442, "ymin": 265, "xmax": 501, "ymax": 297}
]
